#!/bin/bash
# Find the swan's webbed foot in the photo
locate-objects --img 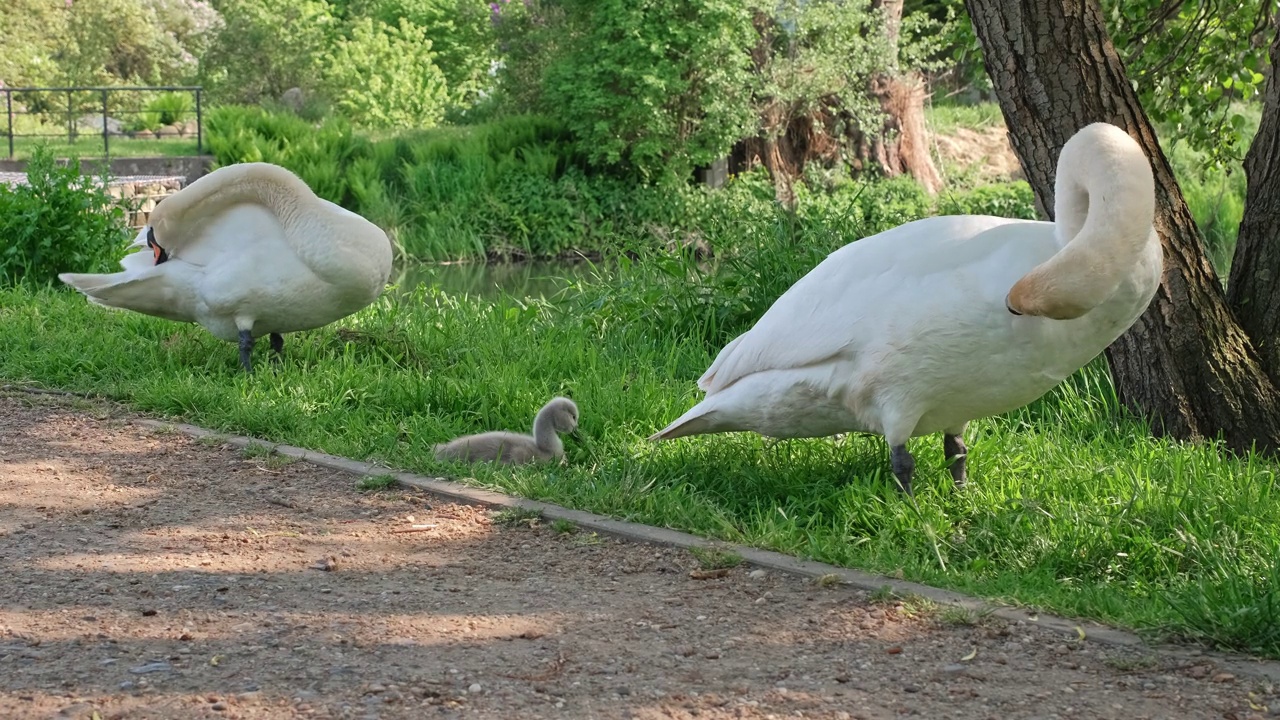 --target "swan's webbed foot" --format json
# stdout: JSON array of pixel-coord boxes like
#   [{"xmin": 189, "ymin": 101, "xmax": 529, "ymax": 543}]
[
  {"xmin": 889, "ymin": 444, "xmax": 915, "ymax": 495},
  {"xmin": 269, "ymin": 333, "xmax": 284, "ymax": 364},
  {"xmin": 238, "ymin": 330, "xmax": 255, "ymax": 373},
  {"xmin": 943, "ymin": 433, "xmax": 968, "ymax": 489}
]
